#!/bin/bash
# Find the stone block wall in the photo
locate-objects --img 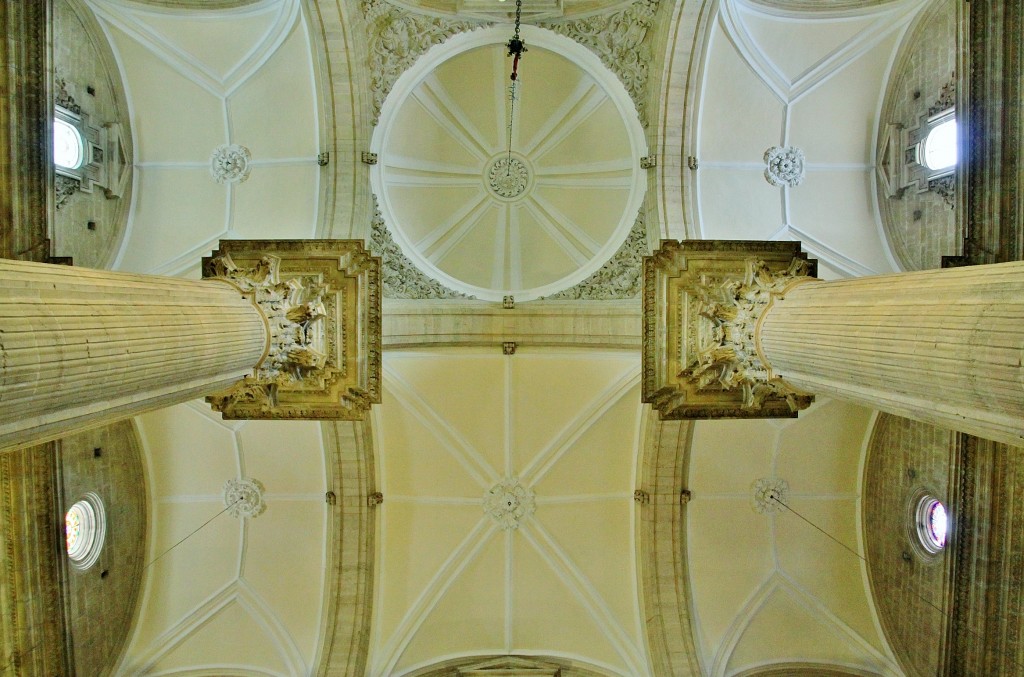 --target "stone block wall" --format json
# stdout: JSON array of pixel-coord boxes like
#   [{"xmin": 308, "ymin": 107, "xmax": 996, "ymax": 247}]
[
  {"xmin": 58, "ymin": 420, "xmax": 147, "ymax": 677},
  {"xmin": 51, "ymin": 0, "xmax": 133, "ymax": 269},
  {"xmin": 862, "ymin": 413, "xmax": 954, "ymax": 676},
  {"xmin": 876, "ymin": 0, "xmax": 959, "ymax": 271}
]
